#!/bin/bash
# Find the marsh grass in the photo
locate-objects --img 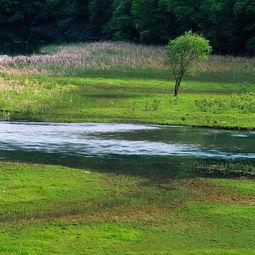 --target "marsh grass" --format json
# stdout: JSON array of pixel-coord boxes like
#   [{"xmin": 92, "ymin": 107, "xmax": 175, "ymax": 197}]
[
  {"xmin": 0, "ymin": 42, "xmax": 255, "ymax": 83},
  {"xmin": 0, "ymin": 76, "xmax": 74, "ymax": 120},
  {"xmin": 0, "ymin": 42, "xmax": 165, "ymax": 76}
]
